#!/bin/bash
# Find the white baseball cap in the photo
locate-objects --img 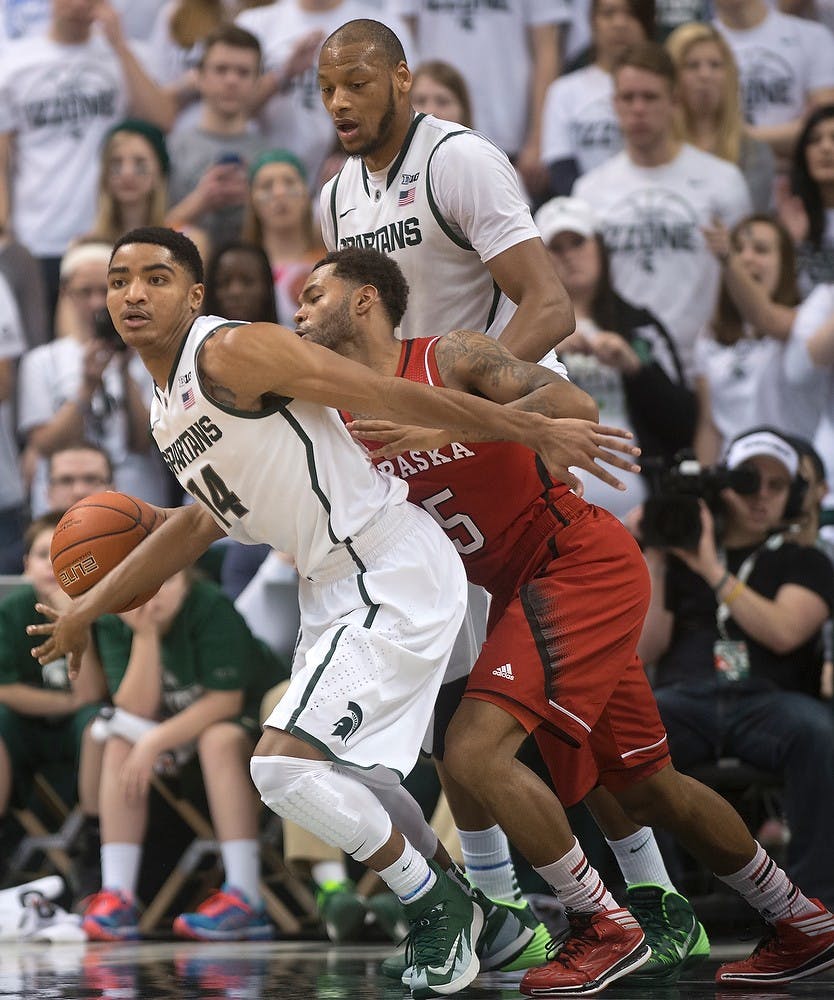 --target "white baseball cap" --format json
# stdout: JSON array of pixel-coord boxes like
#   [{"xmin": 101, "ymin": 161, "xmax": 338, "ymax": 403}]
[
  {"xmin": 534, "ymin": 197, "xmax": 599, "ymax": 245},
  {"xmin": 724, "ymin": 430, "xmax": 798, "ymax": 480}
]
